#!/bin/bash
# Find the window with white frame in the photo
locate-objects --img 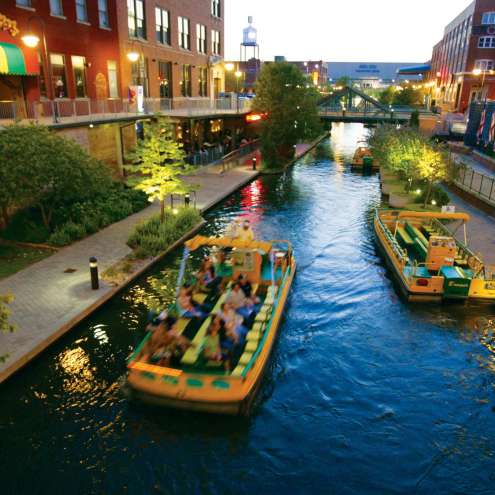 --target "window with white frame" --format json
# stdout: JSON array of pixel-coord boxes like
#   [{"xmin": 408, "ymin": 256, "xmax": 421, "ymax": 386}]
[
  {"xmin": 155, "ymin": 8, "xmax": 170, "ymax": 44},
  {"xmin": 196, "ymin": 24, "xmax": 206, "ymax": 54},
  {"xmin": 99, "ymin": 0, "xmax": 110, "ymax": 28},
  {"xmin": 211, "ymin": 0, "xmax": 221, "ymax": 17},
  {"xmin": 76, "ymin": 0, "xmax": 88, "ymax": 22},
  {"xmin": 107, "ymin": 60, "xmax": 118, "ymax": 97},
  {"xmin": 49, "ymin": 0, "xmax": 63, "ymax": 16},
  {"xmin": 178, "ymin": 17, "xmax": 190, "ymax": 50},
  {"xmin": 72, "ymin": 55, "xmax": 87, "ymax": 97},
  {"xmin": 16, "ymin": 0, "xmax": 32, "ymax": 7},
  {"xmin": 211, "ymin": 29, "xmax": 220, "ymax": 55},
  {"xmin": 482, "ymin": 12, "xmax": 495, "ymax": 25},
  {"xmin": 479, "ymin": 36, "xmax": 495, "ymax": 48},
  {"xmin": 128, "ymin": 0, "xmax": 146, "ymax": 38},
  {"xmin": 474, "ymin": 59, "xmax": 495, "ymax": 71}
]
